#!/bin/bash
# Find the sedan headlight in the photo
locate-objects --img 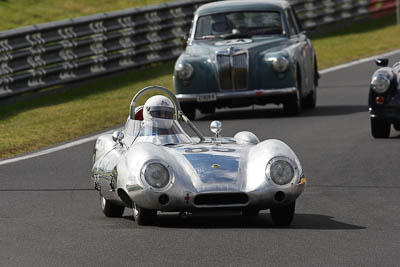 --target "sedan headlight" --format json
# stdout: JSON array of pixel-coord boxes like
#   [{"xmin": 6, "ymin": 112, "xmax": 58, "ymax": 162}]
[
  {"xmin": 143, "ymin": 163, "xmax": 170, "ymax": 189},
  {"xmin": 371, "ymin": 74, "xmax": 390, "ymax": 93},
  {"xmin": 266, "ymin": 158, "xmax": 295, "ymax": 185},
  {"xmin": 267, "ymin": 56, "xmax": 289, "ymax": 72},
  {"xmin": 175, "ymin": 63, "xmax": 194, "ymax": 80}
]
